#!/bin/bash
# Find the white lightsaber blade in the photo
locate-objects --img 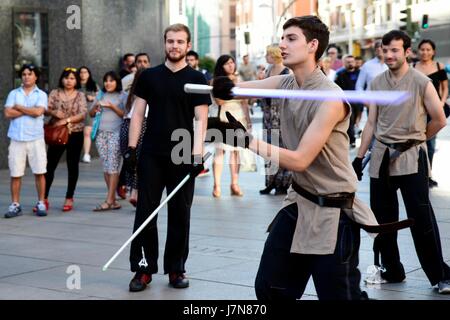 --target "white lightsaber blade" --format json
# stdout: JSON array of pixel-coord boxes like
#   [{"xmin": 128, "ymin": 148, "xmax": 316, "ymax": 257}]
[
  {"xmin": 102, "ymin": 152, "xmax": 212, "ymax": 272},
  {"xmin": 184, "ymin": 84, "xmax": 410, "ymax": 105}
]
